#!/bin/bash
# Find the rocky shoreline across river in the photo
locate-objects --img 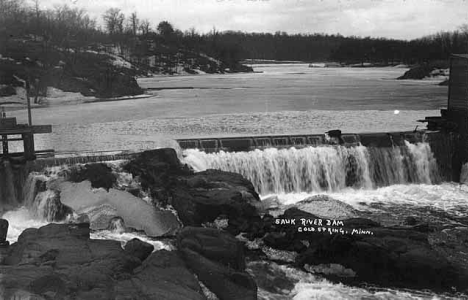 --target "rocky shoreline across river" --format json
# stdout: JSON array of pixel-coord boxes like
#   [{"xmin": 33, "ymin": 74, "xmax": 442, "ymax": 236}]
[{"xmin": 1, "ymin": 148, "xmax": 468, "ymax": 299}]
